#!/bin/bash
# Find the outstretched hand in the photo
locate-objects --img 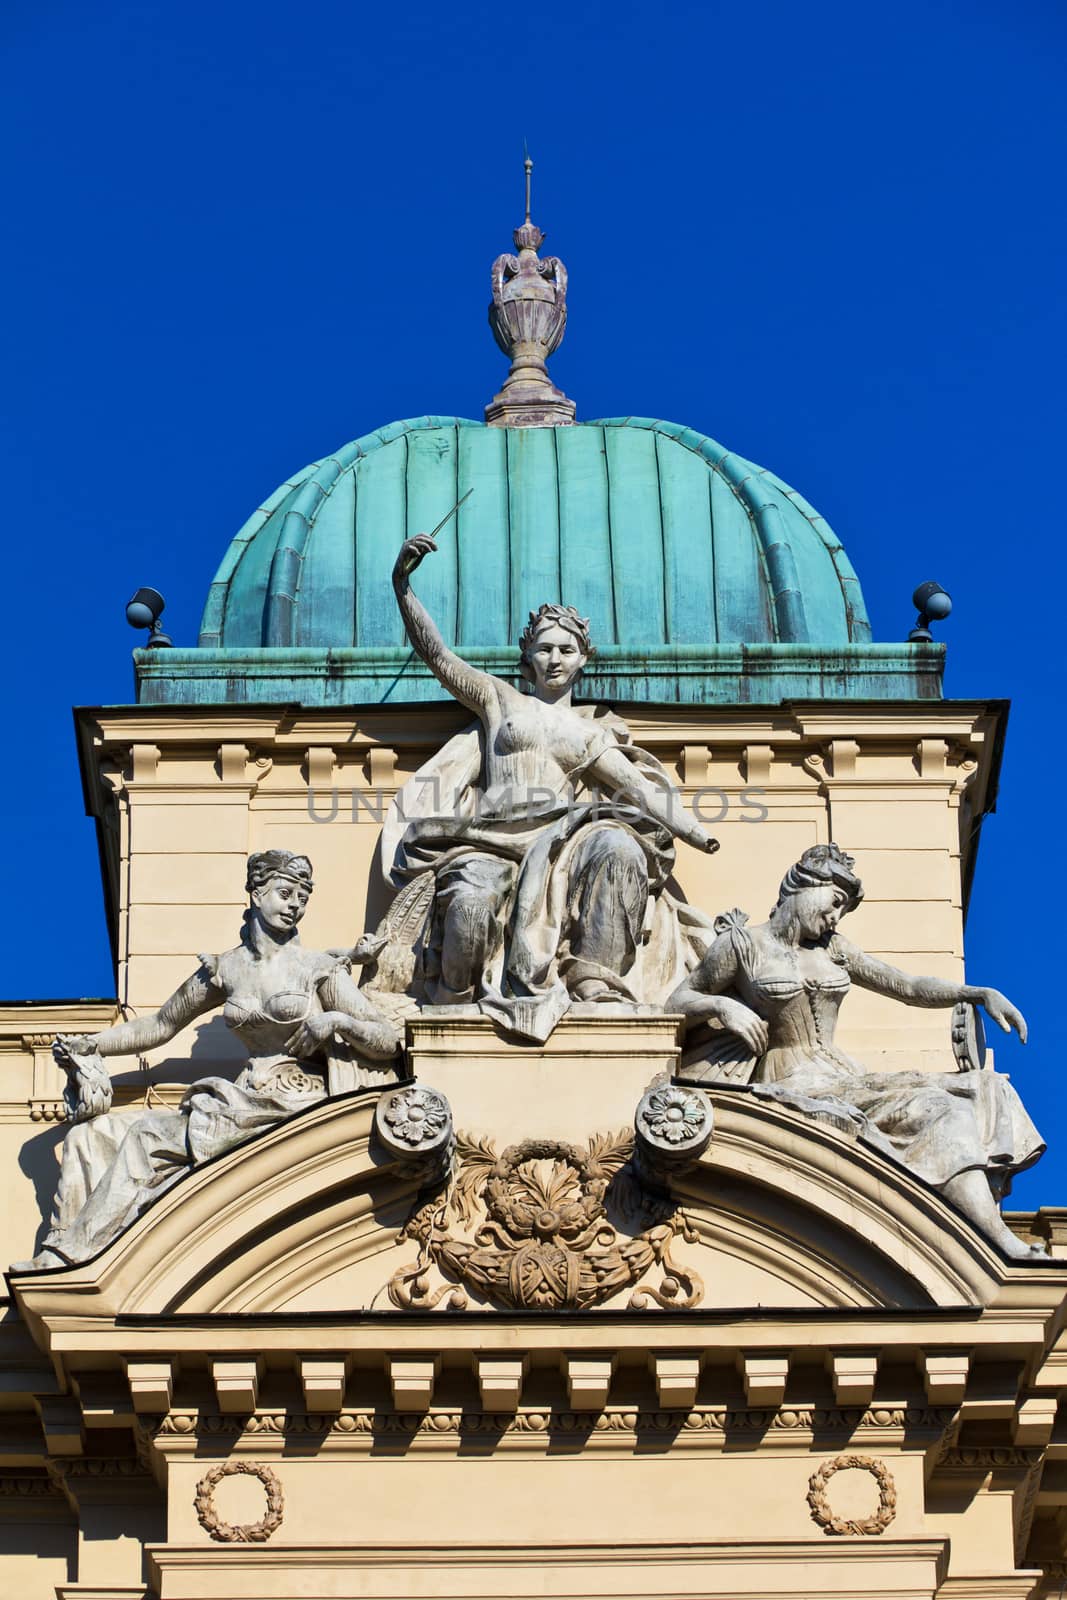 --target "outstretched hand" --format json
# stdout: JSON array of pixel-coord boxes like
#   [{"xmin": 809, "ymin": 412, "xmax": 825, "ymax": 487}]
[
  {"xmin": 394, "ymin": 533, "xmax": 438, "ymax": 581},
  {"xmin": 980, "ymin": 988, "xmax": 1028, "ymax": 1044}
]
